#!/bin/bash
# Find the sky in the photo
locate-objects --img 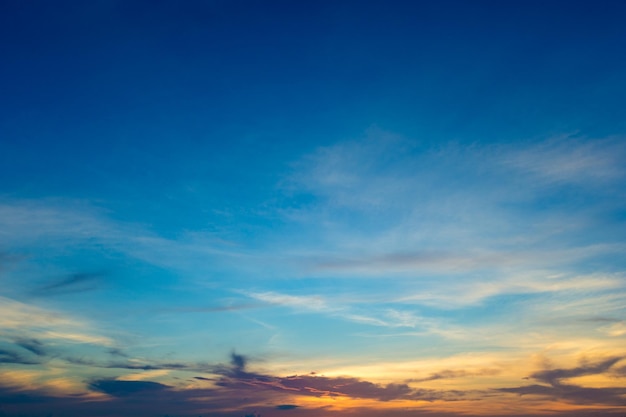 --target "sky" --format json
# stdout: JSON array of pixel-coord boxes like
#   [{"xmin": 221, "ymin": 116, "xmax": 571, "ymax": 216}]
[{"xmin": 1, "ymin": 1, "xmax": 626, "ymax": 416}]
